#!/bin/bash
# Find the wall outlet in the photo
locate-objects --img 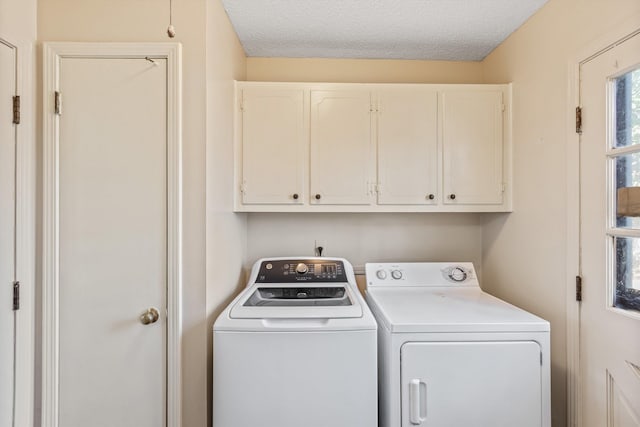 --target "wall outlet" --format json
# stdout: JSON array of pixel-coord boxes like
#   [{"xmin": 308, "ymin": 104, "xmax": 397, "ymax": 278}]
[{"xmin": 314, "ymin": 240, "xmax": 326, "ymax": 257}]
